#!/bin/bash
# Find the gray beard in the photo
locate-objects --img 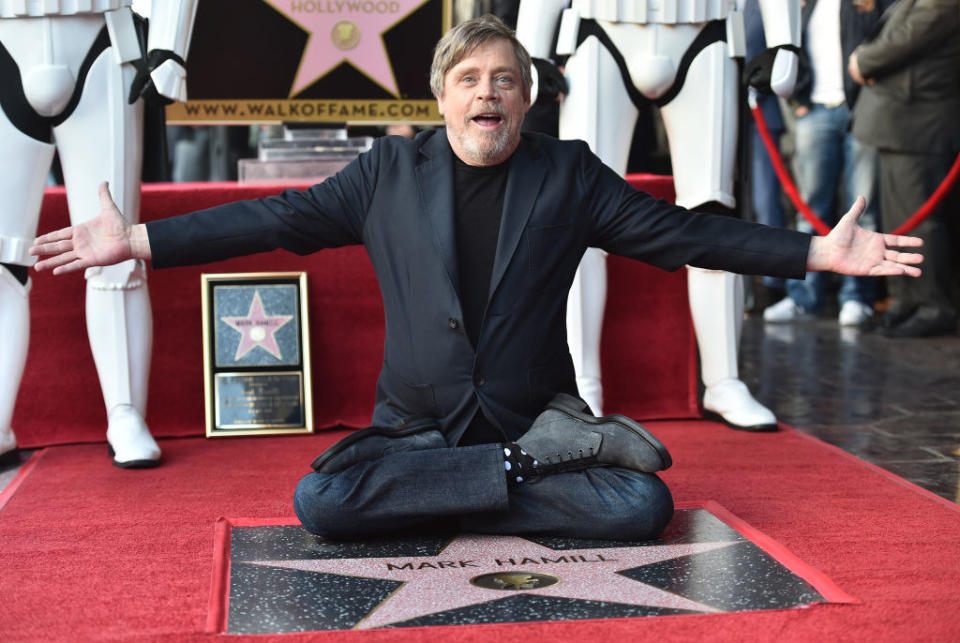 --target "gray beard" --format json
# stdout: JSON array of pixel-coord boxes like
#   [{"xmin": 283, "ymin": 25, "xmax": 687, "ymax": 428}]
[{"xmin": 459, "ymin": 125, "xmax": 513, "ymax": 165}]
